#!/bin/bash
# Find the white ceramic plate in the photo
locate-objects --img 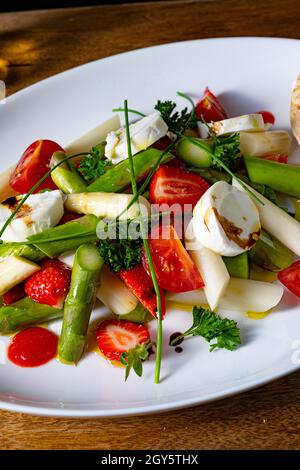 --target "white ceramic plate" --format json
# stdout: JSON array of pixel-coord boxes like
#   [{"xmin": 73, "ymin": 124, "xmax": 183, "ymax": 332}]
[{"xmin": 1, "ymin": 37, "xmax": 300, "ymax": 418}]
